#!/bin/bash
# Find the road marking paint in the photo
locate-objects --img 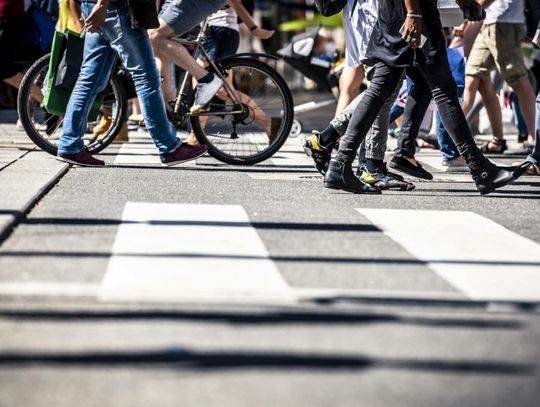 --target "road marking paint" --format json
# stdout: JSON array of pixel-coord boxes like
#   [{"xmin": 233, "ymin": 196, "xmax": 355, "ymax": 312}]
[
  {"xmin": 112, "ymin": 132, "xmax": 161, "ymax": 165},
  {"xmin": 357, "ymin": 209, "xmax": 540, "ymax": 301},
  {"xmin": 99, "ymin": 203, "xmax": 296, "ymax": 303}
]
